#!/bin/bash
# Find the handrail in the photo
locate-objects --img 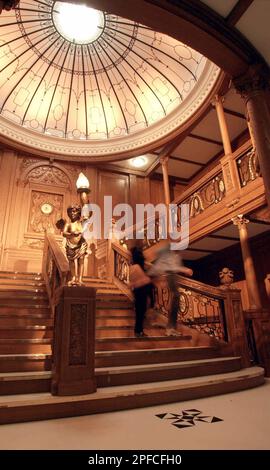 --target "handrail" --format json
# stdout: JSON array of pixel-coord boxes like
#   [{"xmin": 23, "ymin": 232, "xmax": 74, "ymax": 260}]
[
  {"xmin": 111, "ymin": 241, "xmax": 250, "ymax": 366},
  {"xmin": 42, "ymin": 232, "xmax": 70, "ymax": 314}
]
